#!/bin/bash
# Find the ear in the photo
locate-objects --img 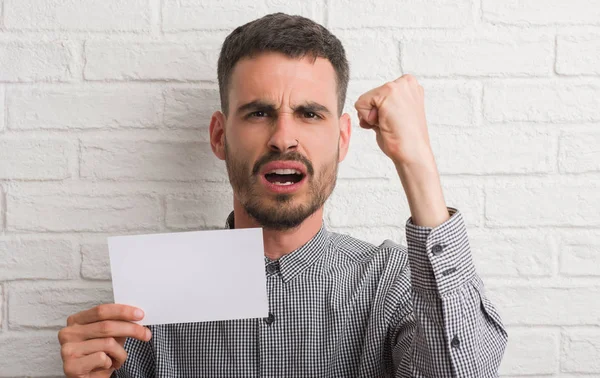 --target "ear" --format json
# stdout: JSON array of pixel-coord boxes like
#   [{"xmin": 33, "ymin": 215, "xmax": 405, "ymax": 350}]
[
  {"xmin": 209, "ymin": 111, "xmax": 227, "ymax": 161},
  {"xmin": 337, "ymin": 112, "xmax": 352, "ymax": 162}
]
